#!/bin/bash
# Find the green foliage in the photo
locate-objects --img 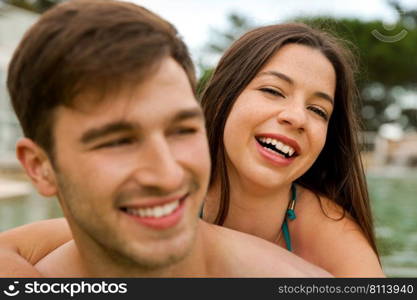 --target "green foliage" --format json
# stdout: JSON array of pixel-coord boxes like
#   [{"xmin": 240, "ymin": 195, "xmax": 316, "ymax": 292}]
[
  {"xmin": 199, "ymin": 4, "xmax": 417, "ymax": 132},
  {"xmin": 196, "ymin": 68, "xmax": 213, "ymax": 99},
  {"xmin": 296, "ymin": 16, "xmax": 417, "ymax": 89},
  {"xmin": 295, "ymin": 16, "xmax": 417, "ymax": 130},
  {"xmin": 197, "ymin": 13, "xmax": 254, "ymax": 99},
  {"xmin": 206, "ymin": 13, "xmax": 254, "ymax": 55}
]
